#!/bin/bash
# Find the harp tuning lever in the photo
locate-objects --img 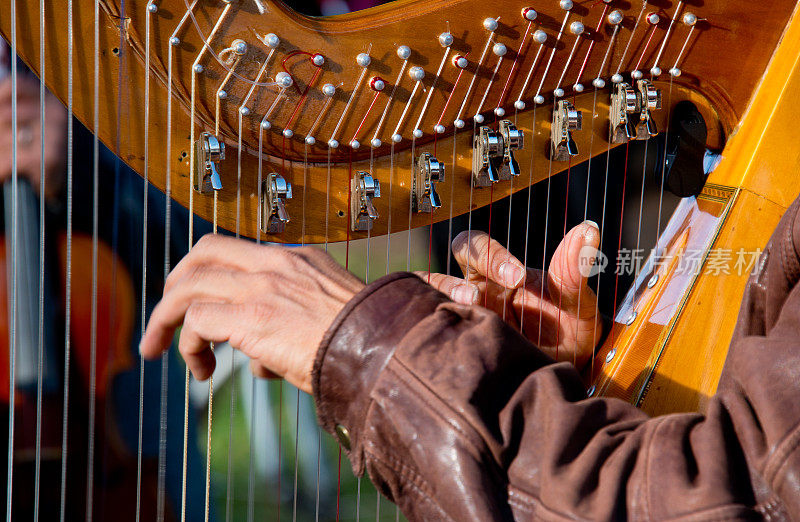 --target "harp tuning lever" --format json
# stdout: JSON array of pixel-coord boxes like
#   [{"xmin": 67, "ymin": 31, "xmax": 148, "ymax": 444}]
[
  {"xmin": 473, "ymin": 126, "xmax": 503, "ymax": 187},
  {"xmin": 610, "ymin": 82, "xmax": 638, "ymax": 143},
  {"xmin": 473, "ymin": 120, "xmax": 525, "ymax": 187},
  {"xmin": 499, "ymin": 120, "xmax": 523, "ymax": 178},
  {"xmin": 551, "ymin": 100, "xmax": 582, "ymax": 161},
  {"xmin": 414, "ymin": 152, "xmax": 444, "ymax": 213},
  {"xmin": 351, "ymin": 172, "xmax": 381, "ymax": 231},
  {"xmin": 261, "ymin": 173, "xmax": 292, "ymax": 234},
  {"xmin": 634, "ymin": 79, "xmax": 662, "ymax": 140},
  {"xmin": 193, "ymin": 132, "xmax": 225, "ymax": 194}
]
